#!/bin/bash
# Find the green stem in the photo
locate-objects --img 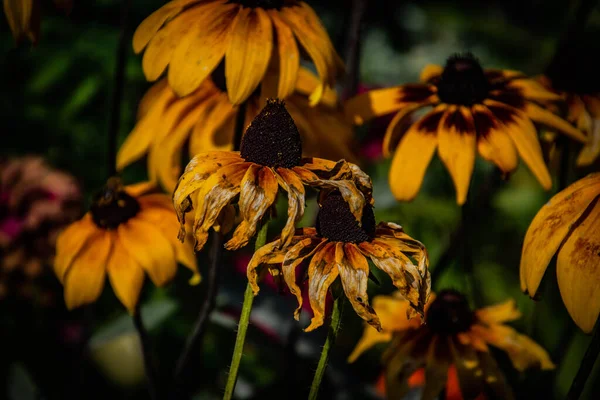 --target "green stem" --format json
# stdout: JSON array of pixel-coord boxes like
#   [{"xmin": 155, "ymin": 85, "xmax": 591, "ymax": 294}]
[
  {"xmin": 566, "ymin": 316, "xmax": 600, "ymax": 399},
  {"xmin": 222, "ymin": 222, "xmax": 269, "ymax": 400},
  {"xmin": 308, "ymin": 296, "xmax": 344, "ymax": 400}
]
